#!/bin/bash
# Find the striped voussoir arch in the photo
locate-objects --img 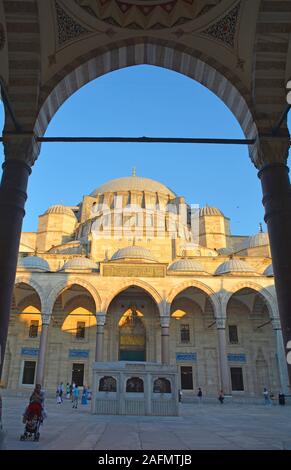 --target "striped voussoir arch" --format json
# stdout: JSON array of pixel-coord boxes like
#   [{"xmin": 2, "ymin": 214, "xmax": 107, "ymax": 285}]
[
  {"xmin": 252, "ymin": 0, "xmax": 291, "ymax": 134},
  {"xmin": 35, "ymin": 39, "xmax": 259, "ymax": 164},
  {"xmin": 3, "ymin": 0, "xmax": 40, "ymax": 132}
]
